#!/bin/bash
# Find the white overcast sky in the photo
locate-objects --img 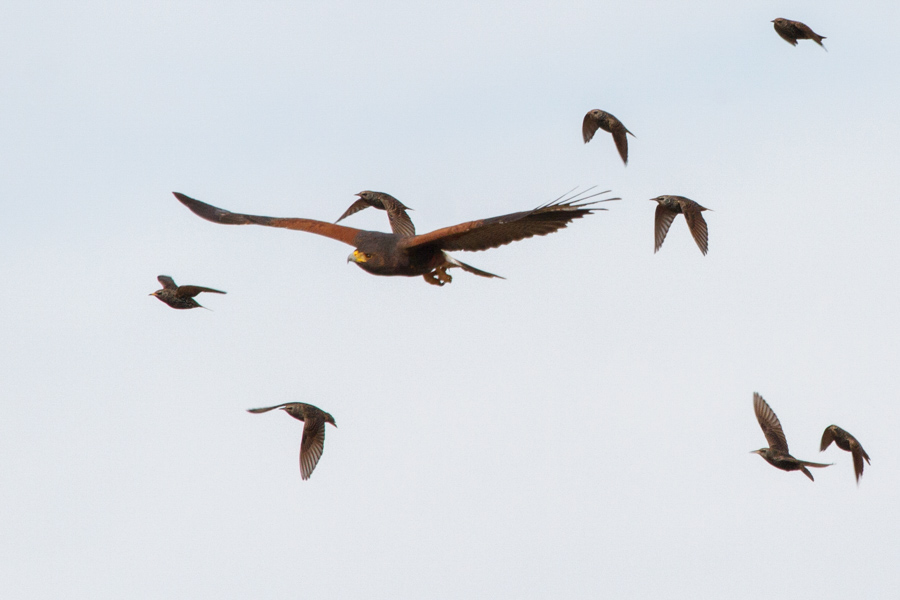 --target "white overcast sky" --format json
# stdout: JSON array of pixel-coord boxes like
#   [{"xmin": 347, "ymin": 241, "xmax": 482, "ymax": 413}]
[{"xmin": 2, "ymin": 1, "xmax": 899, "ymax": 598}]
